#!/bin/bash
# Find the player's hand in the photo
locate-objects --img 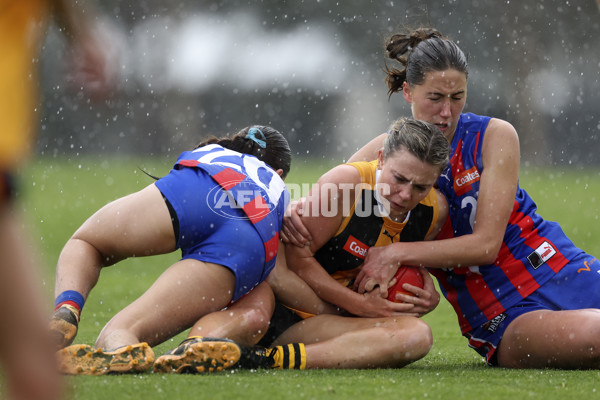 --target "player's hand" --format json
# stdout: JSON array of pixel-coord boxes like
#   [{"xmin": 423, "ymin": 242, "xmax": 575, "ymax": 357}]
[
  {"xmin": 391, "ymin": 267, "xmax": 440, "ymax": 317},
  {"xmin": 349, "ymin": 290, "xmax": 418, "ymax": 318},
  {"xmin": 281, "ymin": 198, "xmax": 311, "ymax": 247},
  {"xmin": 355, "ymin": 245, "xmax": 400, "ymax": 296},
  {"xmin": 65, "ymin": 21, "xmax": 120, "ymax": 101}
]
